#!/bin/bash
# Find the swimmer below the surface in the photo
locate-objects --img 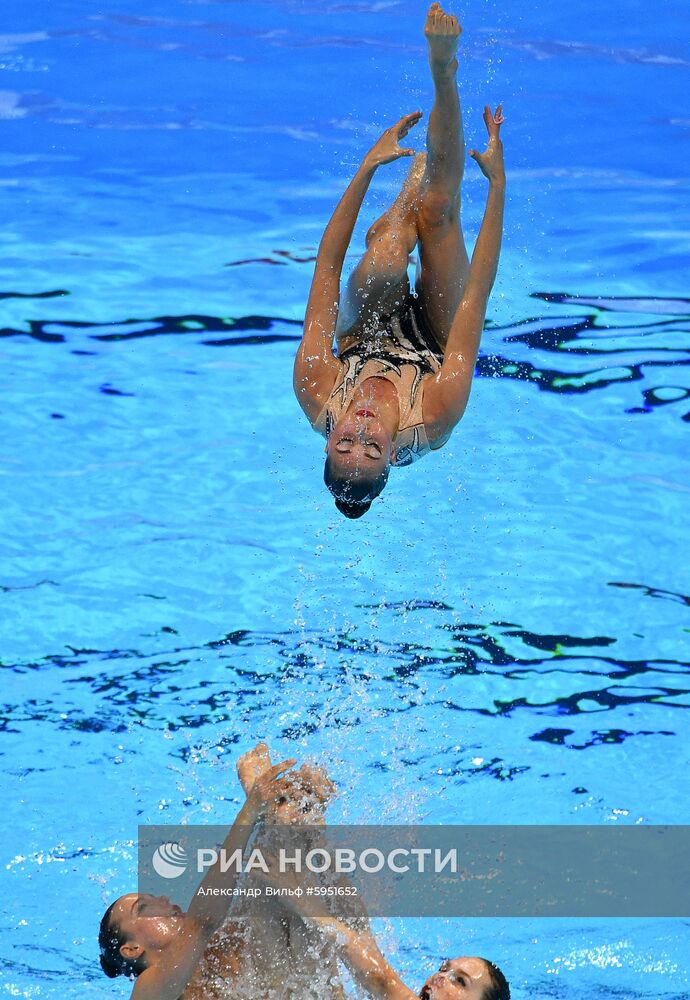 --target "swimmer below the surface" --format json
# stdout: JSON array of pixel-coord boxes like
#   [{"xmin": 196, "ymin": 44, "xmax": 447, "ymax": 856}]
[{"xmin": 293, "ymin": 3, "xmax": 505, "ymax": 518}]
